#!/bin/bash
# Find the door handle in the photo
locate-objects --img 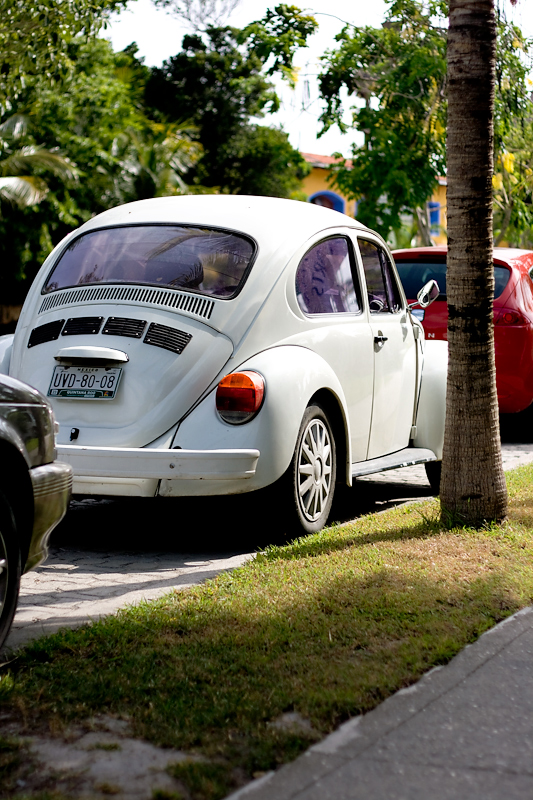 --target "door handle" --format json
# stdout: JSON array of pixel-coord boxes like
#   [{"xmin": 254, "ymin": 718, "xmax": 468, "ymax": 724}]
[{"xmin": 374, "ymin": 332, "xmax": 388, "ymax": 346}]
